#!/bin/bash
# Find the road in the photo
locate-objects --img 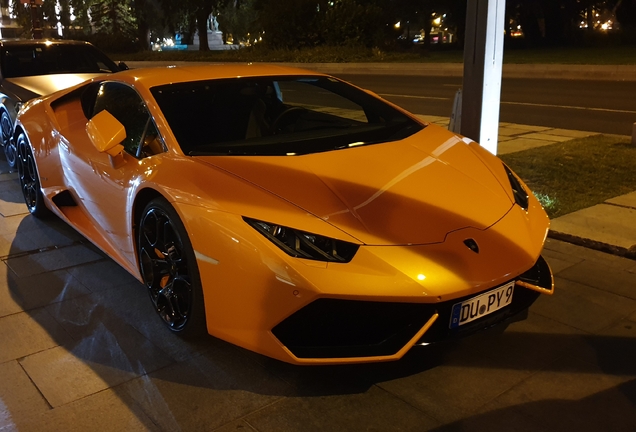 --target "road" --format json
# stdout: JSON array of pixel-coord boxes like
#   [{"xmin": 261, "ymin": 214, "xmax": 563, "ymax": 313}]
[{"xmin": 335, "ymin": 74, "xmax": 636, "ymax": 136}]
